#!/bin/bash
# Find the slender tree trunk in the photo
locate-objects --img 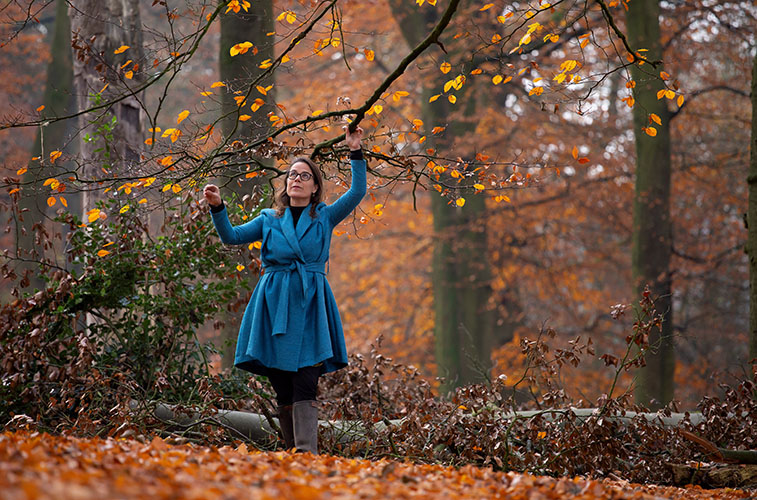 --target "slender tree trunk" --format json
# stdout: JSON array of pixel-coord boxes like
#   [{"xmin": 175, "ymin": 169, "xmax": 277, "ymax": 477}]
[
  {"xmin": 390, "ymin": 0, "xmax": 495, "ymax": 392},
  {"xmin": 15, "ymin": 0, "xmax": 75, "ymax": 291},
  {"xmin": 627, "ymin": 0, "xmax": 674, "ymax": 409},
  {"xmin": 748, "ymin": 45, "xmax": 757, "ymax": 364},
  {"xmin": 217, "ymin": 1, "xmax": 274, "ymax": 369}
]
